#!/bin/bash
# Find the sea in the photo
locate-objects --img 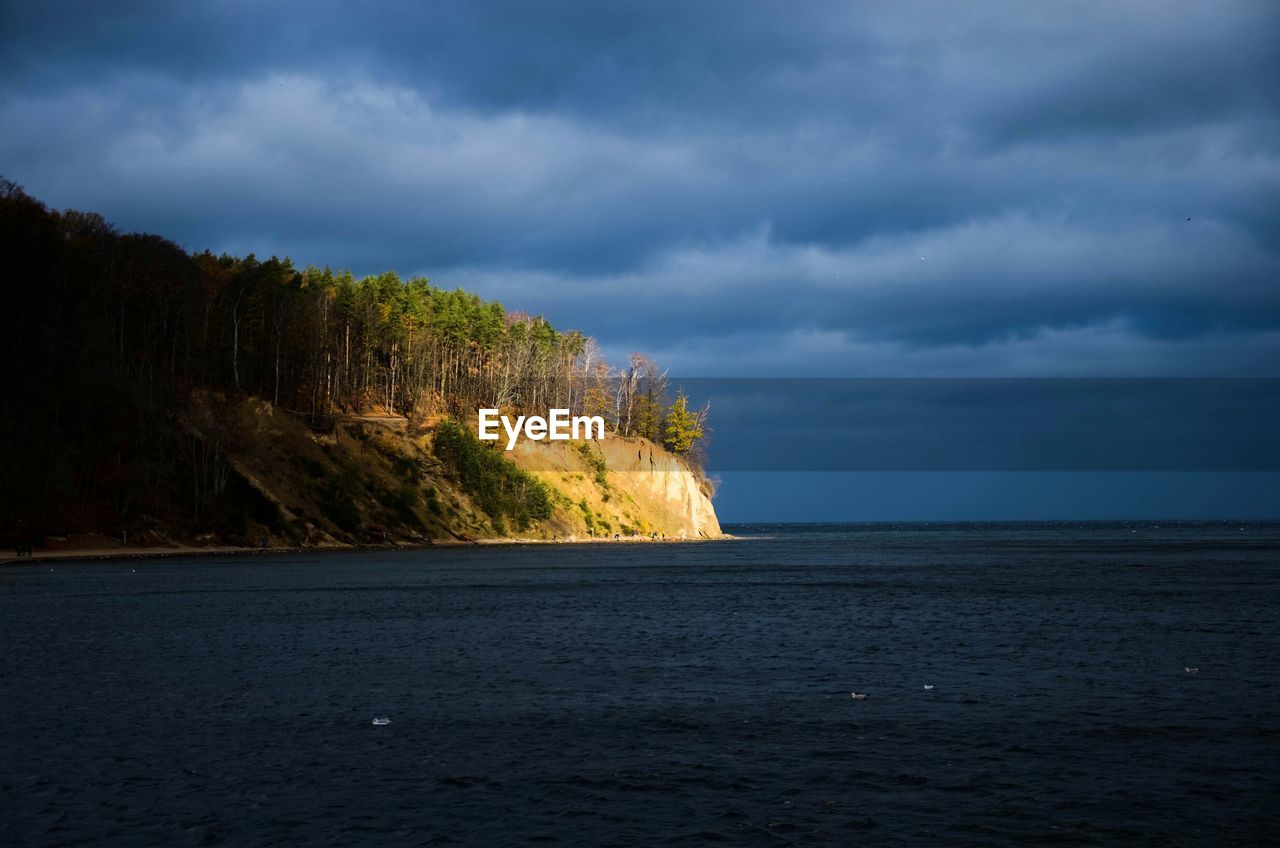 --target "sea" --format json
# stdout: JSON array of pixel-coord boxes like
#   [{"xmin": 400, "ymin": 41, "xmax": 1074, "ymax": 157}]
[{"xmin": 1, "ymin": 522, "xmax": 1277, "ymax": 846}]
